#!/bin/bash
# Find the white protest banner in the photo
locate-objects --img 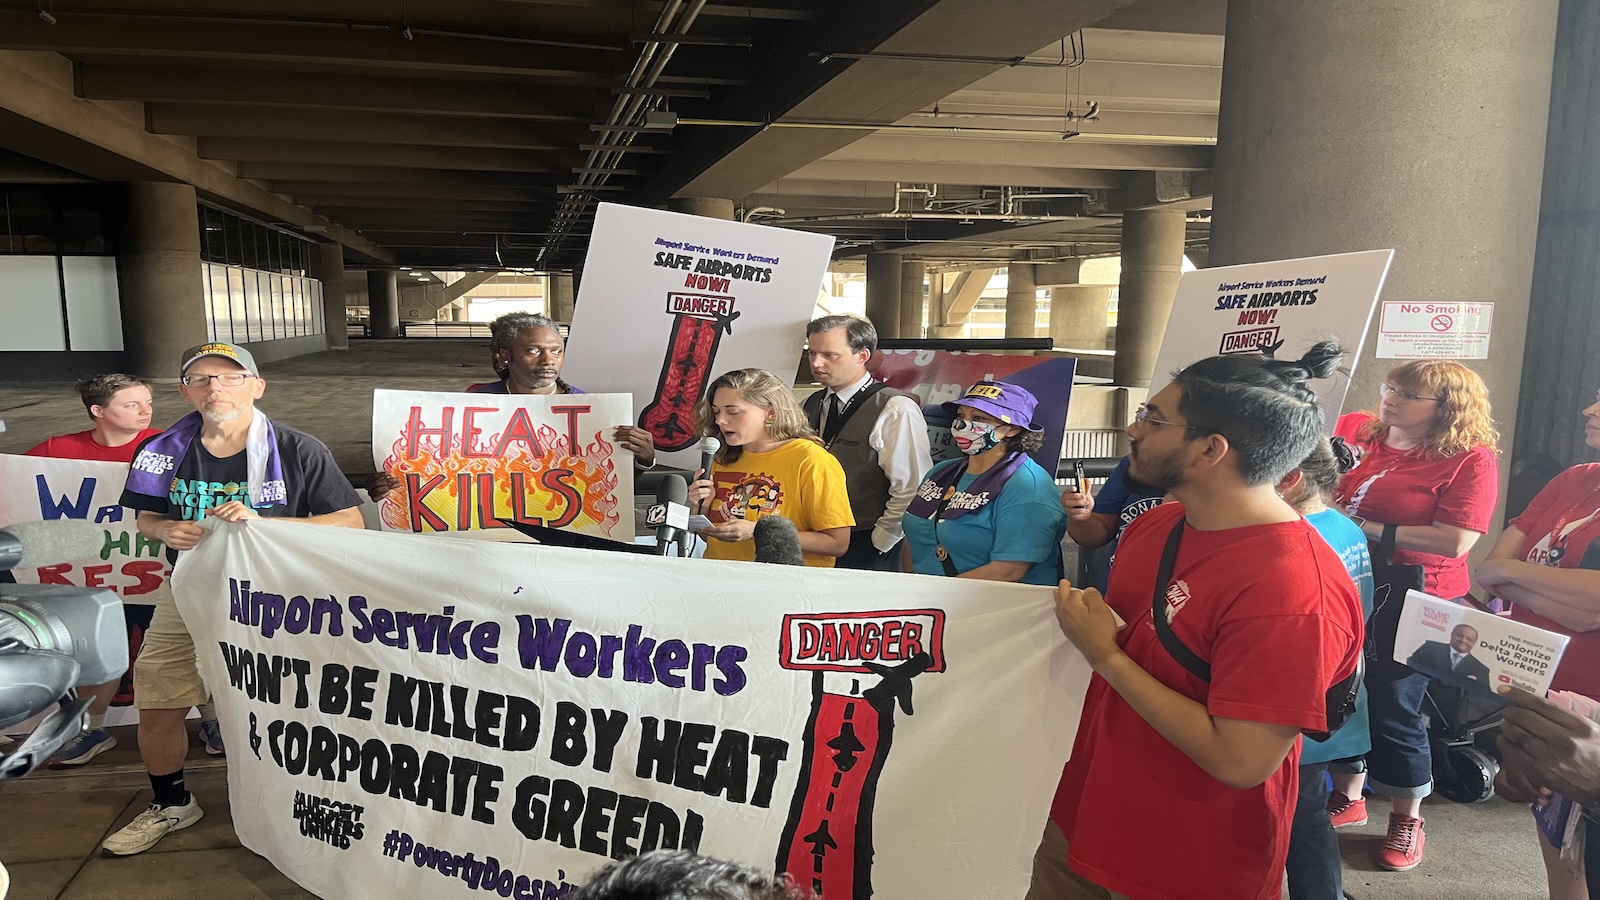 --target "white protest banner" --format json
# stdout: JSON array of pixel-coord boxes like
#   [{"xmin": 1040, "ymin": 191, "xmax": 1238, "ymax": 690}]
[
  {"xmin": 1150, "ymin": 250, "xmax": 1394, "ymax": 424},
  {"xmin": 172, "ymin": 519, "xmax": 1090, "ymax": 900},
  {"xmin": 562, "ymin": 202, "xmax": 835, "ymax": 467},
  {"xmin": 371, "ymin": 390, "xmax": 635, "ymax": 542},
  {"xmin": 0, "ymin": 453, "xmax": 169, "ymax": 597},
  {"xmin": 1393, "ymin": 590, "xmax": 1570, "ymax": 698},
  {"xmin": 1376, "ymin": 300, "xmax": 1494, "ymax": 359}
]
